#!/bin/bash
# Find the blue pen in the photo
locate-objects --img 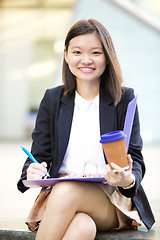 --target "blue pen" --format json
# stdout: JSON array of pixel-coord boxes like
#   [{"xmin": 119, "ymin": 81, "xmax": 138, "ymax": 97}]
[{"xmin": 21, "ymin": 146, "xmax": 50, "ymax": 177}]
